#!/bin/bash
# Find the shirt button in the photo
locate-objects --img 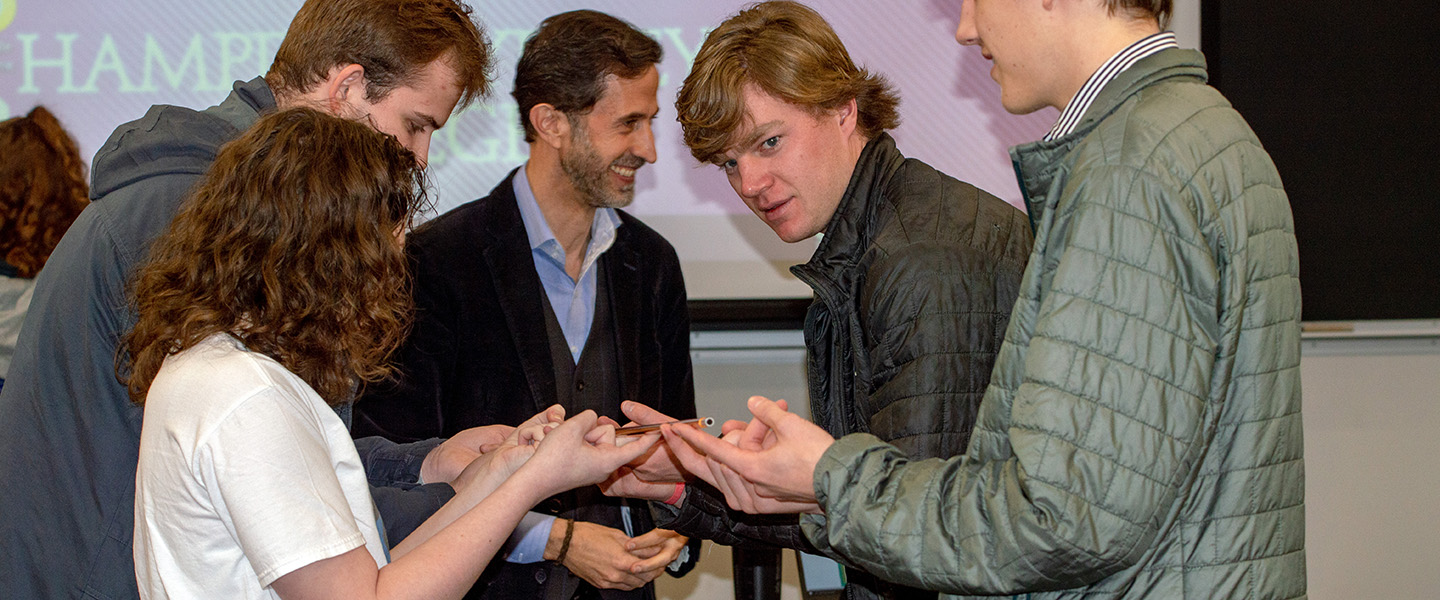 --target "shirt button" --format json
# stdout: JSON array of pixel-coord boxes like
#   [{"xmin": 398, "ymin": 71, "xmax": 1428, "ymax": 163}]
[
  {"xmin": 576, "ymin": 380, "xmax": 586, "ymax": 391},
  {"xmin": 535, "ymin": 569, "xmax": 547, "ymax": 584}
]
